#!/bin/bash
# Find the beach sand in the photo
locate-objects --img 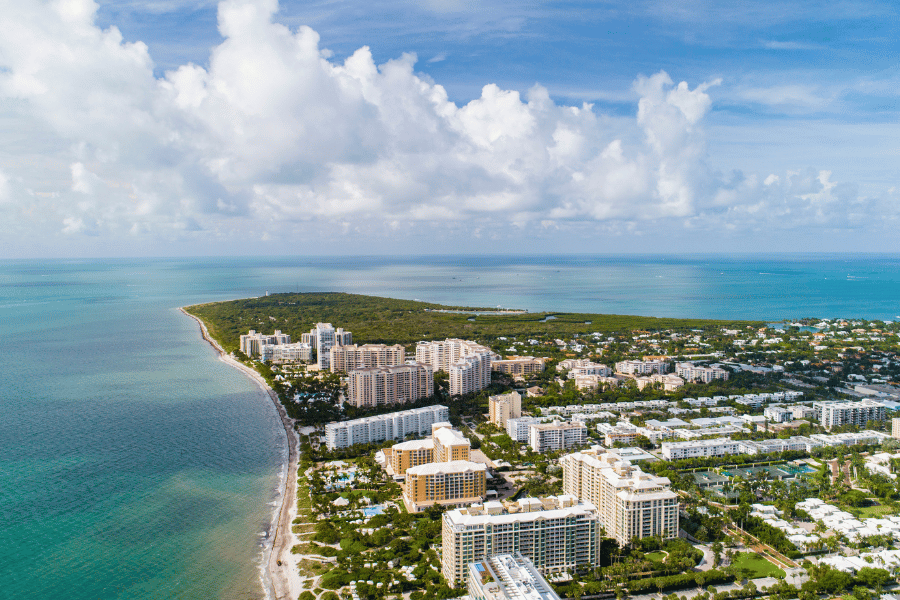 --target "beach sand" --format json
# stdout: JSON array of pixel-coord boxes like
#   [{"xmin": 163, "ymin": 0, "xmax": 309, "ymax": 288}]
[{"xmin": 180, "ymin": 308, "xmax": 301, "ymax": 600}]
